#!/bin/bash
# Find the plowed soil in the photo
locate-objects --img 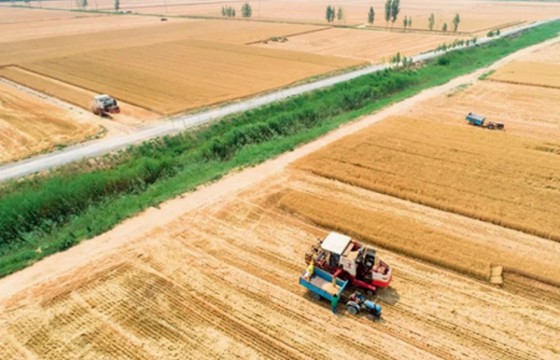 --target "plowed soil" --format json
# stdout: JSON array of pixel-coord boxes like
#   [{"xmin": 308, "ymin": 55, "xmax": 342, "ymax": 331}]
[{"xmin": 0, "ymin": 81, "xmax": 100, "ymax": 163}]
